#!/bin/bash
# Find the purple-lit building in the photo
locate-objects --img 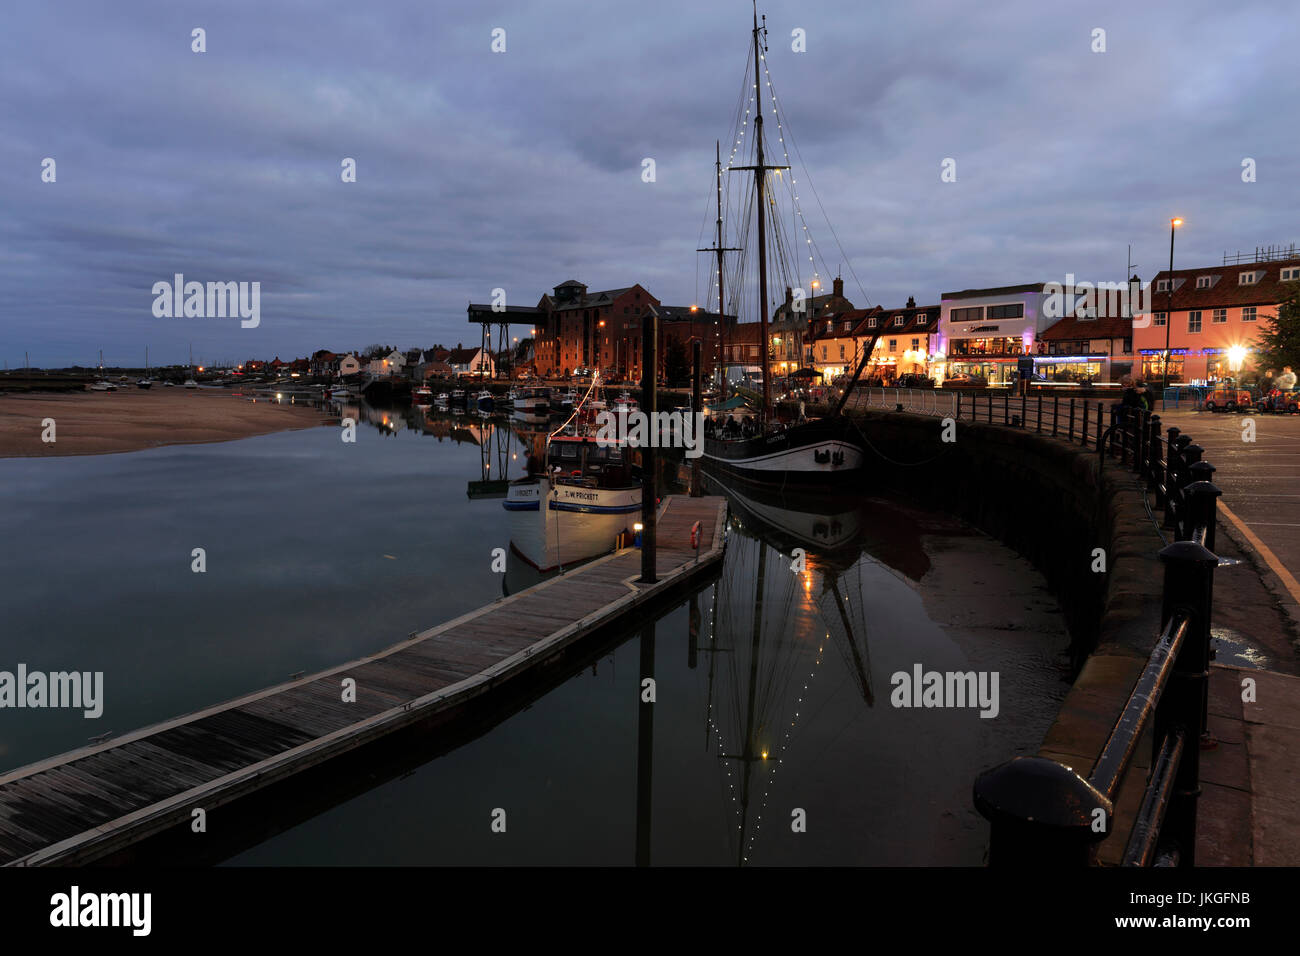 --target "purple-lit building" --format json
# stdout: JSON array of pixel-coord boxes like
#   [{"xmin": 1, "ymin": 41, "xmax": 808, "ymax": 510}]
[{"xmin": 937, "ymin": 283, "xmax": 1065, "ymax": 385}]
